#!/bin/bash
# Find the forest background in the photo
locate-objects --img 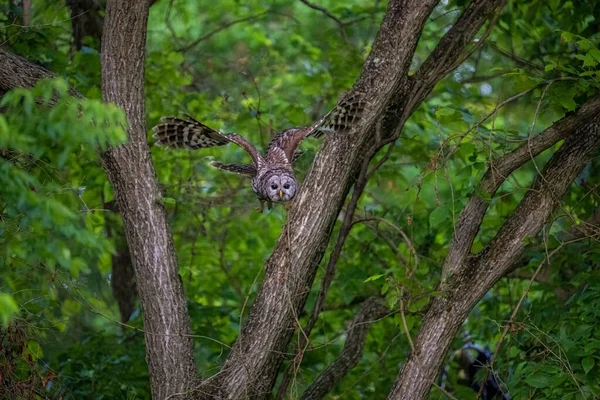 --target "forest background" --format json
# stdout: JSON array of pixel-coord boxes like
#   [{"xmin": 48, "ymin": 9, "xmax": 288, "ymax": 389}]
[{"xmin": 1, "ymin": 0, "xmax": 600, "ymax": 399}]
